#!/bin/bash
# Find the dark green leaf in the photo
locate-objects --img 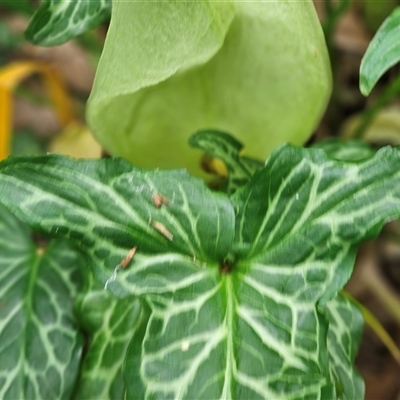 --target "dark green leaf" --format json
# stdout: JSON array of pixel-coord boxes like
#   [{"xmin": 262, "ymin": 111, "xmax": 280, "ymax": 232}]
[
  {"xmin": 360, "ymin": 6, "xmax": 400, "ymax": 95},
  {"xmin": 0, "ymin": 204, "xmax": 83, "ymax": 399},
  {"xmin": 25, "ymin": 0, "xmax": 111, "ymax": 46}
]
